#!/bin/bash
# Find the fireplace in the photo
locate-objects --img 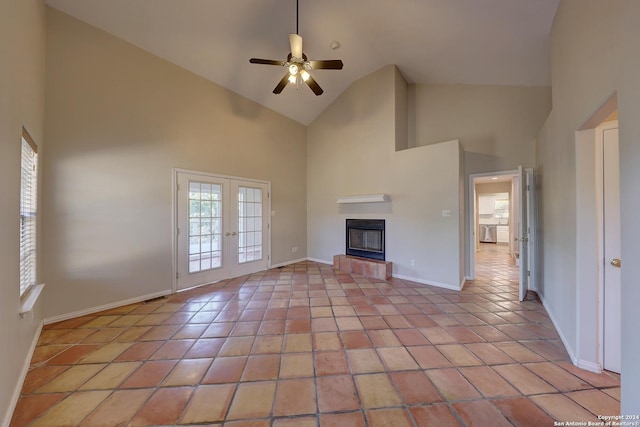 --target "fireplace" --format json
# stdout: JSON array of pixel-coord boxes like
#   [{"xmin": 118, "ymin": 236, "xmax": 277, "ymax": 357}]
[{"xmin": 346, "ymin": 219, "xmax": 385, "ymax": 261}]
